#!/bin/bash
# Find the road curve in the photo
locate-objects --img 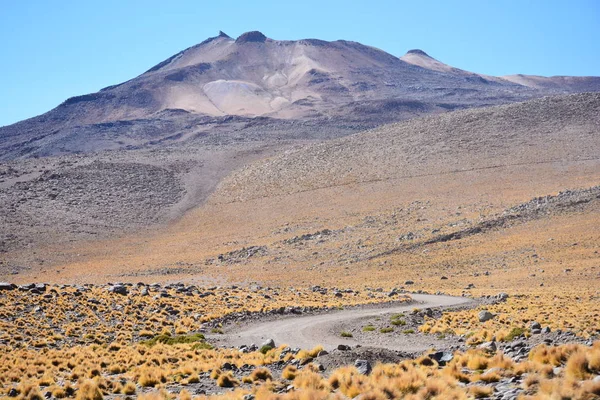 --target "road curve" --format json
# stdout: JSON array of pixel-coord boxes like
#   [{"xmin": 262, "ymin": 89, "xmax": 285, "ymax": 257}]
[{"xmin": 213, "ymin": 294, "xmax": 474, "ymax": 351}]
